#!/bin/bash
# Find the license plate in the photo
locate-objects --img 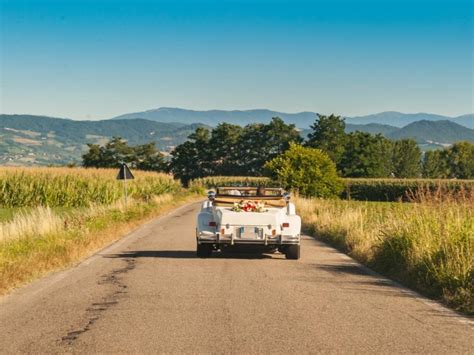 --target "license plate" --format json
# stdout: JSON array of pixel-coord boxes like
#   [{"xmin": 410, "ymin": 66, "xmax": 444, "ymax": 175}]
[{"xmin": 240, "ymin": 227, "xmax": 258, "ymax": 238}]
